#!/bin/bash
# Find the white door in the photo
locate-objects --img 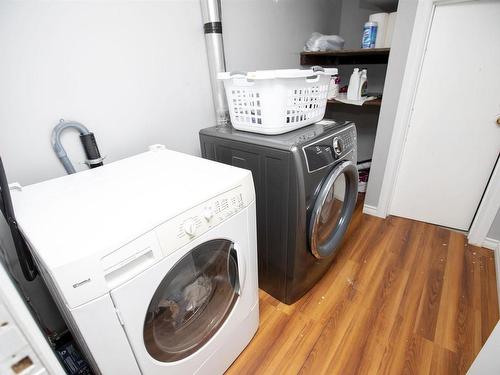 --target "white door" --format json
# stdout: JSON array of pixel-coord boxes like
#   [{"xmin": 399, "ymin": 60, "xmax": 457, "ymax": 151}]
[{"xmin": 390, "ymin": 0, "xmax": 500, "ymax": 230}]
